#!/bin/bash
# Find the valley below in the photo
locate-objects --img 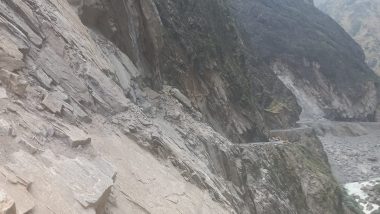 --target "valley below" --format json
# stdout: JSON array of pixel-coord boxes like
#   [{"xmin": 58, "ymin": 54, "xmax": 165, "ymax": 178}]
[
  {"xmin": 297, "ymin": 120, "xmax": 380, "ymax": 214},
  {"xmin": 321, "ymin": 121, "xmax": 380, "ymax": 214},
  {"xmin": 313, "ymin": 121, "xmax": 380, "ymax": 184},
  {"xmin": 269, "ymin": 120, "xmax": 380, "ymax": 214}
]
